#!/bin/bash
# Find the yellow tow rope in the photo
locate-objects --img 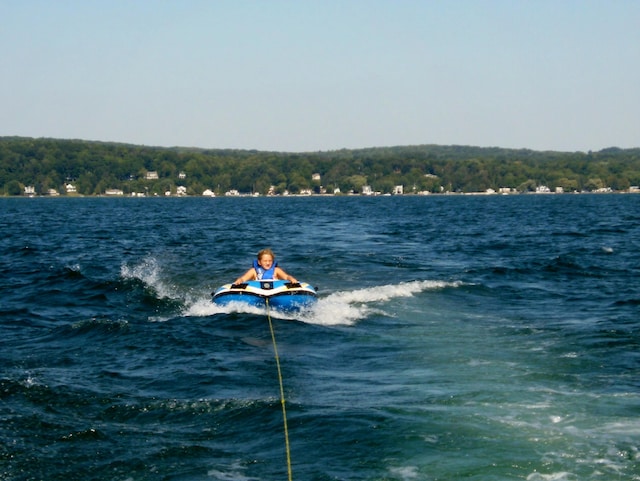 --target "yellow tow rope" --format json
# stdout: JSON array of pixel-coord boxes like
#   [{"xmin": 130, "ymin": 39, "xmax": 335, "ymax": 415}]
[{"xmin": 266, "ymin": 298, "xmax": 293, "ymax": 481}]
